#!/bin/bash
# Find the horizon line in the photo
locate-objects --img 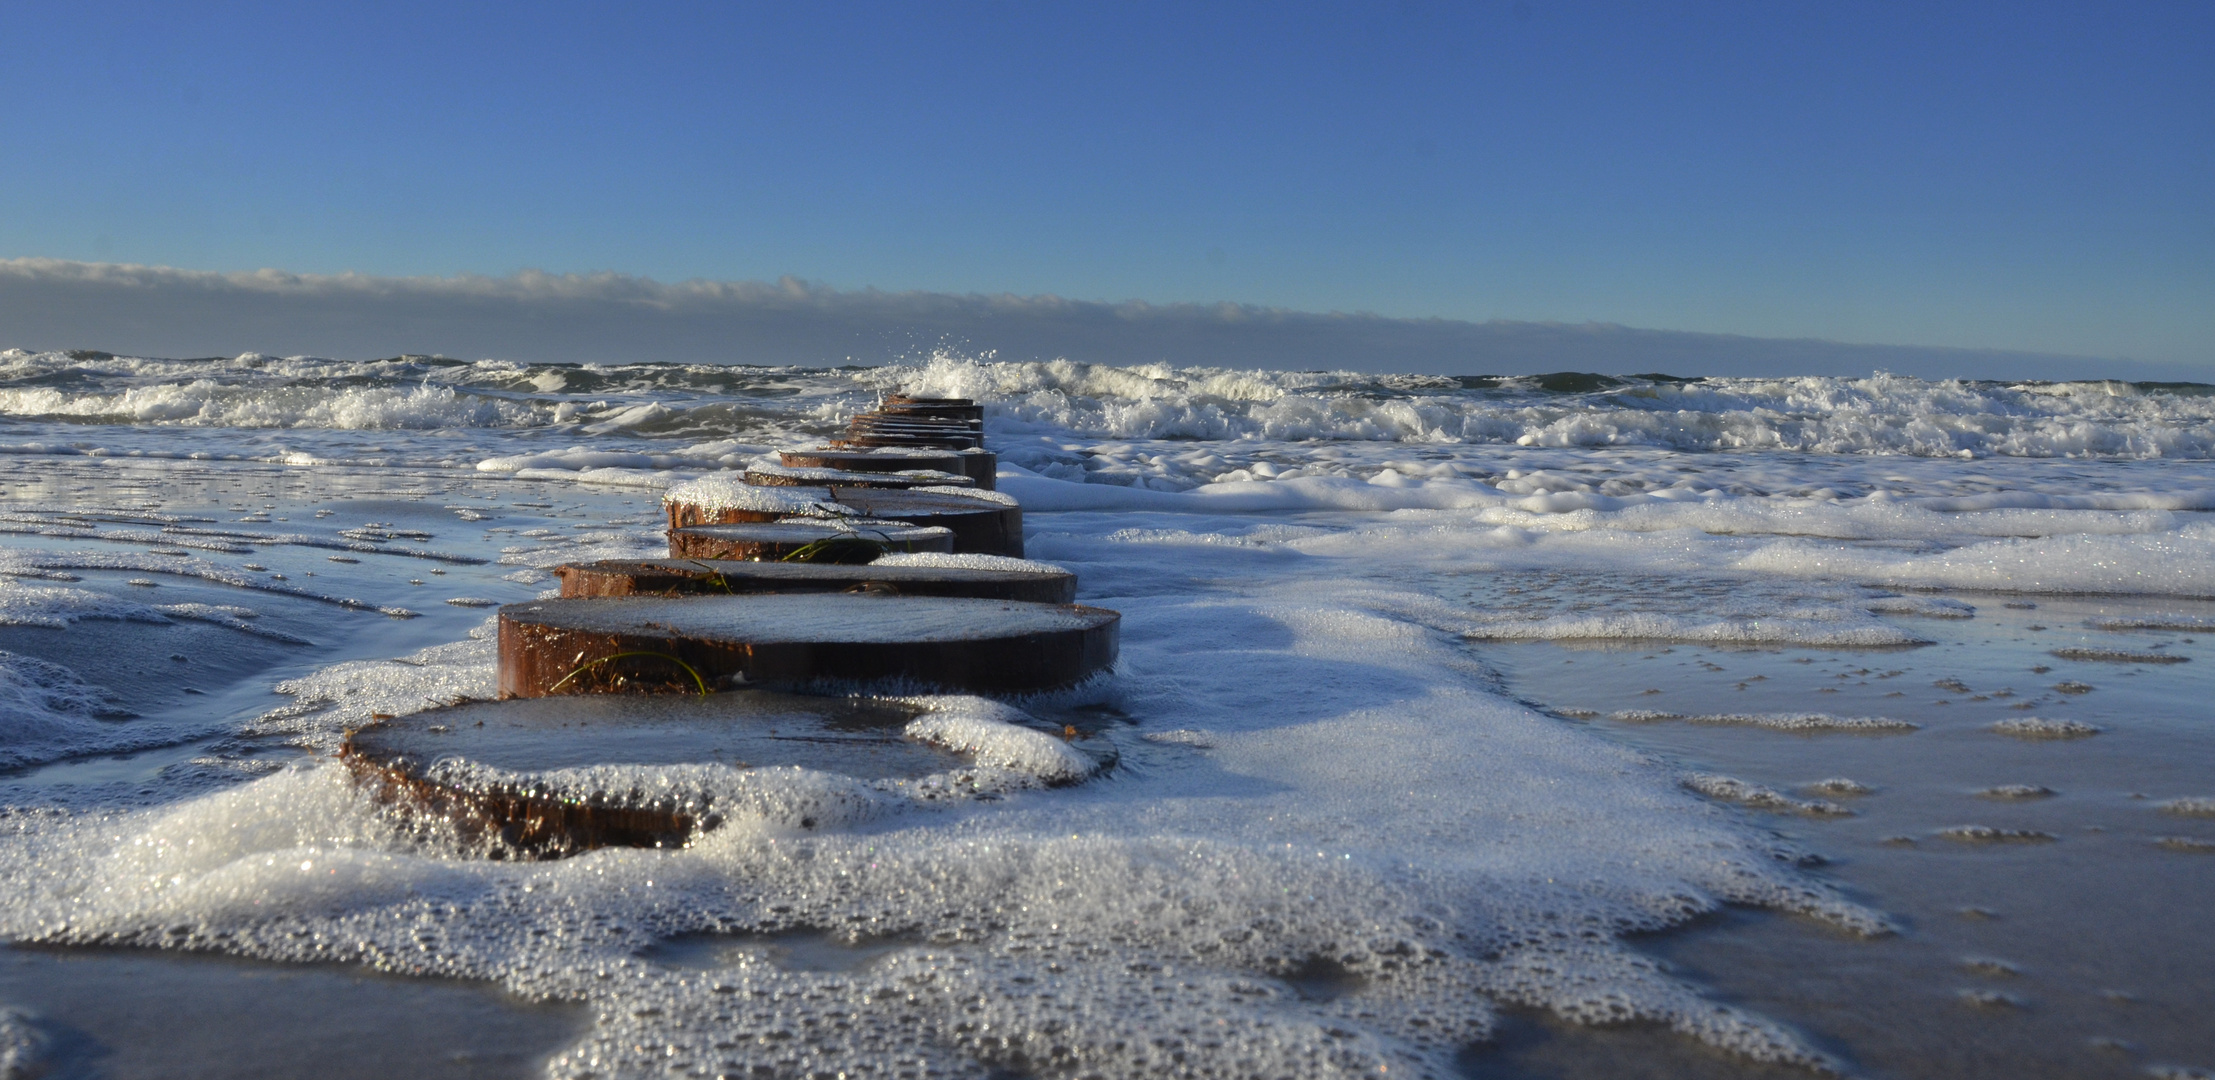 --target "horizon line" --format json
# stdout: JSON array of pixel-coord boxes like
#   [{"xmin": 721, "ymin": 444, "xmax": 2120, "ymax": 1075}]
[{"xmin": 2, "ymin": 256, "xmax": 2189, "ymax": 382}]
